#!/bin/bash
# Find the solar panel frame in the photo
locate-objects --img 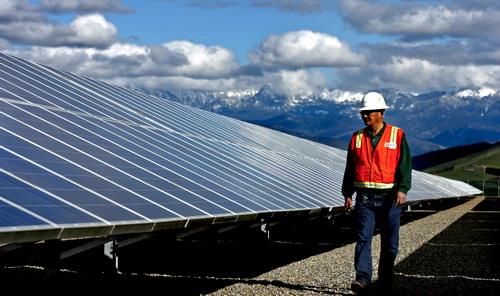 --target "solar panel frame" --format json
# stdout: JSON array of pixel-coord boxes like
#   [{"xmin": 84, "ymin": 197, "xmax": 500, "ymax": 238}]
[
  {"xmin": 0, "ymin": 52, "xmax": 482, "ymax": 244},
  {"xmin": 0, "ymin": 54, "xmax": 336, "ymax": 209}
]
